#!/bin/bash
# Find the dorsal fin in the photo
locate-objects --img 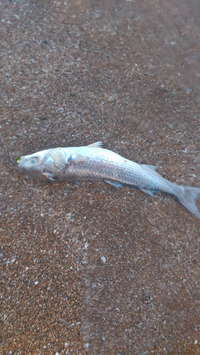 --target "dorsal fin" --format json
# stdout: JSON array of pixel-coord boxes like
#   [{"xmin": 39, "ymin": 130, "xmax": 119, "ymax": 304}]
[
  {"xmin": 87, "ymin": 141, "xmax": 103, "ymax": 148},
  {"xmin": 142, "ymin": 164, "xmax": 157, "ymax": 171}
]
